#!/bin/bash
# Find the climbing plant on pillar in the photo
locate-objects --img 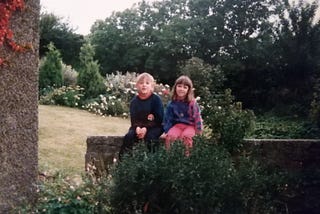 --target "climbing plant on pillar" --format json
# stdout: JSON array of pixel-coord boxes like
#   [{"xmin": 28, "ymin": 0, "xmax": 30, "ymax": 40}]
[{"xmin": 0, "ymin": 0, "xmax": 31, "ymax": 66}]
